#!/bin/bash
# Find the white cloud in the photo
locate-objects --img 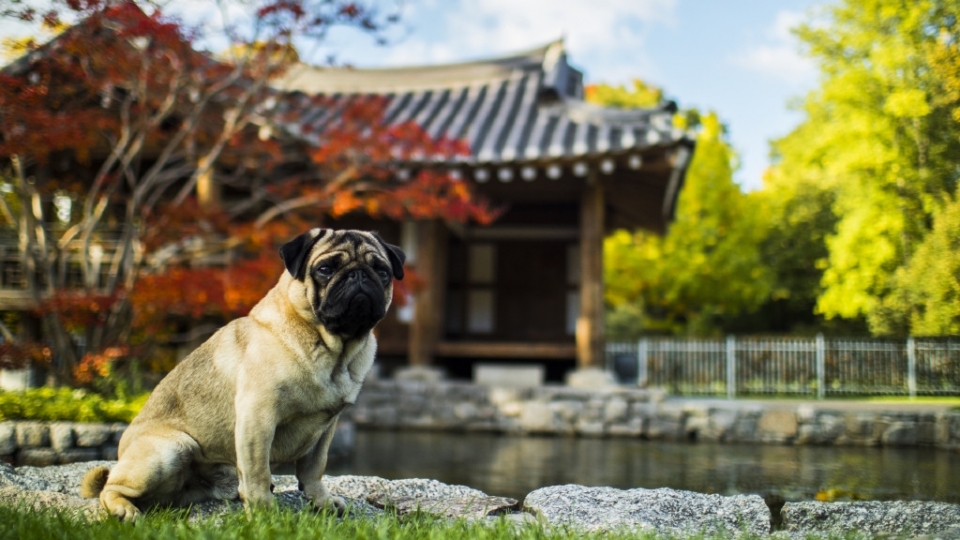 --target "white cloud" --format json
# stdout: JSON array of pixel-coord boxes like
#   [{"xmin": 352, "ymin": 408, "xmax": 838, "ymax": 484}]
[
  {"xmin": 733, "ymin": 10, "xmax": 816, "ymax": 87},
  {"xmin": 367, "ymin": 0, "xmax": 676, "ymax": 81}
]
